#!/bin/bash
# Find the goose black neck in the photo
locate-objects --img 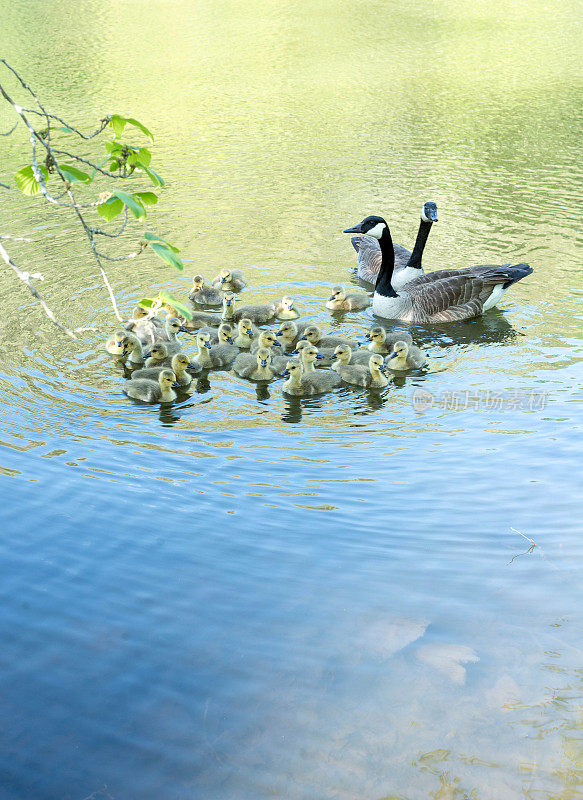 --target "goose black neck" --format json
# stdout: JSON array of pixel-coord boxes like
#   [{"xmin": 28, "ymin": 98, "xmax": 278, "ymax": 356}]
[
  {"xmin": 405, "ymin": 217, "xmax": 433, "ymax": 269},
  {"xmin": 374, "ymin": 226, "xmax": 398, "ymax": 297}
]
